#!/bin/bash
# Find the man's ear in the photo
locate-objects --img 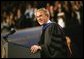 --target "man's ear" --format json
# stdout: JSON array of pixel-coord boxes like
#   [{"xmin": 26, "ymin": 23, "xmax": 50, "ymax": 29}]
[{"xmin": 46, "ymin": 14, "xmax": 49, "ymax": 18}]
